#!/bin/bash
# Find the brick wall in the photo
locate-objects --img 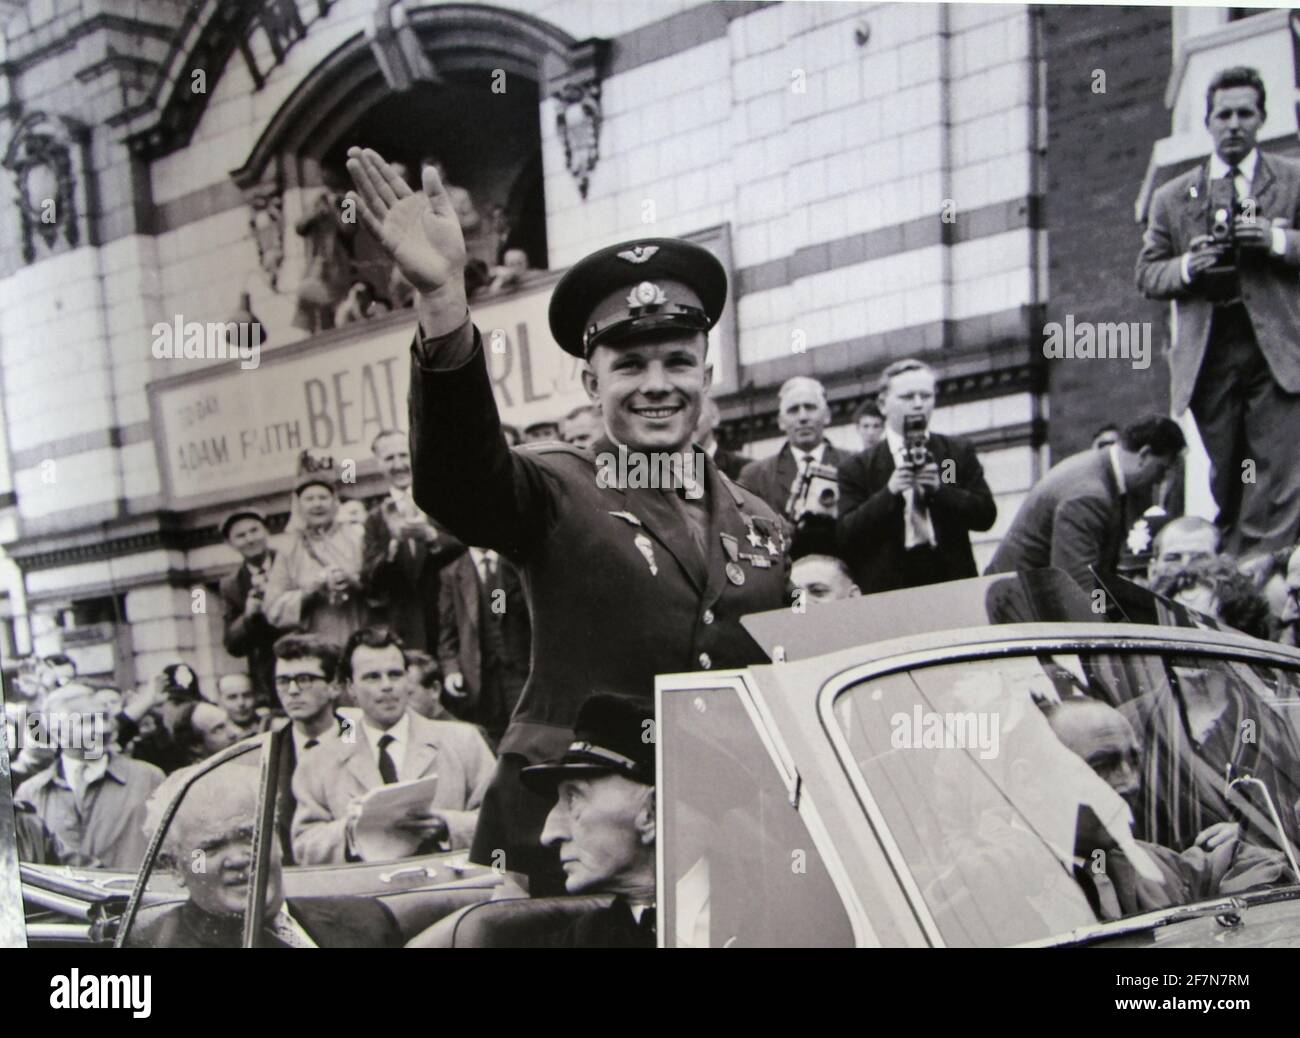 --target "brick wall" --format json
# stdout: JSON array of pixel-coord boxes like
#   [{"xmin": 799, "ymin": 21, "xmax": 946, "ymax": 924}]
[{"xmin": 1041, "ymin": 4, "xmax": 1174, "ymax": 461}]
